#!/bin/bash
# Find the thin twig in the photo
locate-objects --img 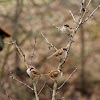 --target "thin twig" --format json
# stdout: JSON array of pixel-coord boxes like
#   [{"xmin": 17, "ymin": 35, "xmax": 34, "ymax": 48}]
[
  {"xmin": 82, "ymin": 5, "xmax": 100, "ymax": 23},
  {"xmin": 4, "ymin": 41, "xmax": 16, "ymax": 45},
  {"xmin": 49, "ymin": 19, "xmax": 61, "ymax": 31},
  {"xmin": 1, "ymin": 82, "xmax": 12, "ymax": 100},
  {"xmin": 52, "ymin": 81, "xmax": 57, "ymax": 100},
  {"xmin": 78, "ymin": 0, "xmax": 85, "ymax": 21},
  {"xmin": 33, "ymin": 81, "xmax": 39, "ymax": 100},
  {"xmin": 69, "ymin": 10, "xmax": 77, "ymax": 25},
  {"xmin": 41, "ymin": 33, "xmax": 57, "ymax": 51},
  {"xmin": 86, "ymin": 0, "xmax": 92, "ymax": 9},
  {"xmin": 46, "ymin": 83, "xmax": 53, "ymax": 92},
  {"xmin": 10, "ymin": 76, "xmax": 34, "ymax": 91},
  {"xmin": 30, "ymin": 33, "xmax": 38, "ymax": 65},
  {"xmin": 13, "ymin": 41, "xmax": 29, "ymax": 68},
  {"xmin": 57, "ymin": 68, "xmax": 77, "ymax": 91},
  {"xmin": 82, "ymin": 0, "xmax": 95, "ymax": 22},
  {"xmin": 38, "ymin": 82, "xmax": 46, "ymax": 95},
  {"xmin": 7, "ymin": 64, "xmax": 33, "ymax": 91},
  {"xmin": 36, "ymin": 76, "xmax": 41, "ymax": 86}
]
